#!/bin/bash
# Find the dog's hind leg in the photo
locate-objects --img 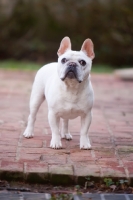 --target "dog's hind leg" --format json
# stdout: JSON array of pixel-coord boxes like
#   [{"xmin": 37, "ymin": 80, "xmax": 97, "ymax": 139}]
[
  {"xmin": 61, "ymin": 119, "xmax": 72, "ymax": 140},
  {"xmin": 23, "ymin": 81, "xmax": 44, "ymax": 138}
]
